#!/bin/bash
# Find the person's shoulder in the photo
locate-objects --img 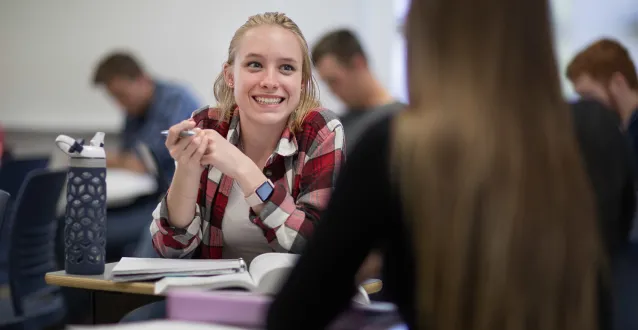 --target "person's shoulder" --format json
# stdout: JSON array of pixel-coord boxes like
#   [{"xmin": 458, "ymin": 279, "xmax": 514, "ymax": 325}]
[
  {"xmin": 570, "ymin": 99, "xmax": 623, "ymax": 143},
  {"xmin": 300, "ymin": 108, "xmax": 343, "ymax": 133},
  {"xmin": 571, "ymin": 99, "xmax": 620, "ymax": 126},
  {"xmin": 156, "ymin": 80, "xmax": 200, "ymax": 103},
  {"xmin": 353, "ymin": 110, "xmax": 394, "ymax": 153},
  {"xmin": 301, "ymin": 108, "xmax": 341, "ymax": 130},
  {"xmin": 294, "ymin": 108, "xmax": 344, "ymax": 154}
]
